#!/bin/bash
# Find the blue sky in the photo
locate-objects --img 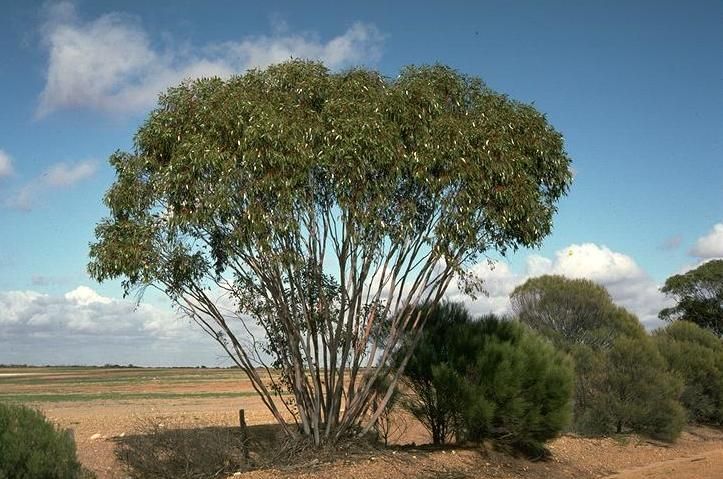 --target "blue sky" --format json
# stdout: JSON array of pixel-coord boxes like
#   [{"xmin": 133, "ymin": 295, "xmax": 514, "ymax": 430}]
[{"xmin": 0, "ymin": 1, "xmax": 721, "ymax": 365}]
